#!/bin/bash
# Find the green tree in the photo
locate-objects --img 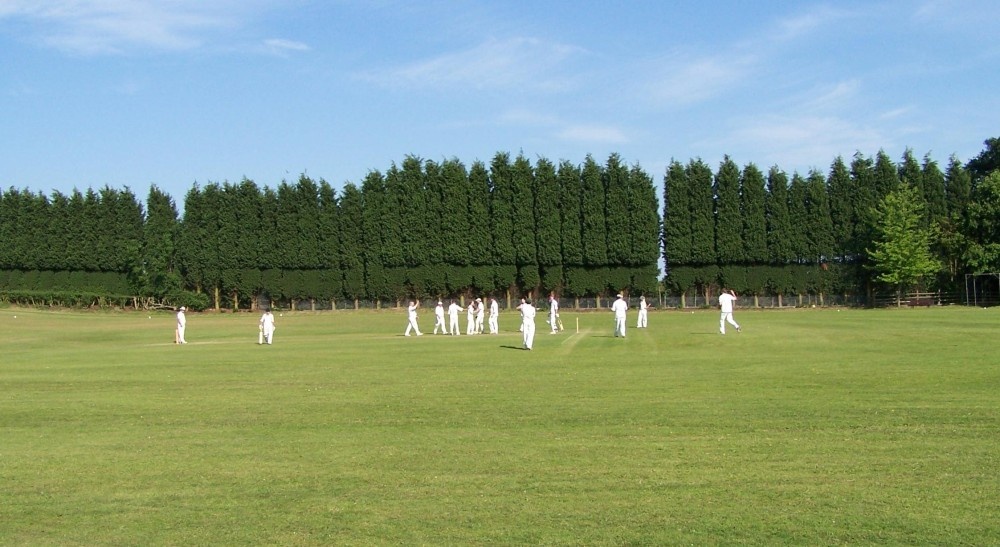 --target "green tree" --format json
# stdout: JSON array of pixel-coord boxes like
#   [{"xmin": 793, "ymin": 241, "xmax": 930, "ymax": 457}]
[
  {"xmin": 143, "ymin": 185, "xmax": 181, "ymax": 300},
  {"xmin": 627, "ymin": 163, "xmax": 660, "ymax": 294},
  {"xmin": 687, "ymin": 159, "xmax": 715, "ymax": 265},
  {"xmin": 867, "ymin": 184, "xmax": 942, "ymax": 305},
  {"xmin": 604, "ymin": 153, "xmax": 631, "ymax": 266},
  {"xmin": 662, "ymin": 160, "xmax": 691, "ymax": 269},
  {"xmin": 580, "ymin": 155, "xmax": 608, "ymax": 267},
  {"xmin": 766, "ymin": 167, "xmax": 794, "ymax": 264},
  {"xmin": 966, "ymin": 137, "xmax": 1000, "ymax": 182},
  {"xmin": 338, "ymin": 183, "xmax": 366, "ymax": 304},
  {"xmin": 439, "ymin": 158, "xmax": 472, "ymax": 266},
  {"xmin": 921, "ymin": 153, "xmax": 947, "ymax": 225},
  {"xmin": 740, "ymin": 163, "xmax": 767, "ymax": 265},
  {"xmin": 534, "ymin": 157, "xmax": 562, "ymax": 292},
  {"xmin": 558, "ymin": 160, "xmax": 584, "ymax": 267},
  {"xmin": 826, "ymin": 156, "xmax": 855, "ymax": 262},
  {"xmin": 489, "ymin": 153, "xmax": 517, "ymax": 295},
  {"xmin": 714, "ymin": 156, "xmax": 743, "ymax": 264},
  {"xmin": 805, "ymin": 169, "xmax": 835, "ymax": 264},
  {"xmin": 962, "ymin": 171, "xmax": 1000, "ymax": 273}
]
